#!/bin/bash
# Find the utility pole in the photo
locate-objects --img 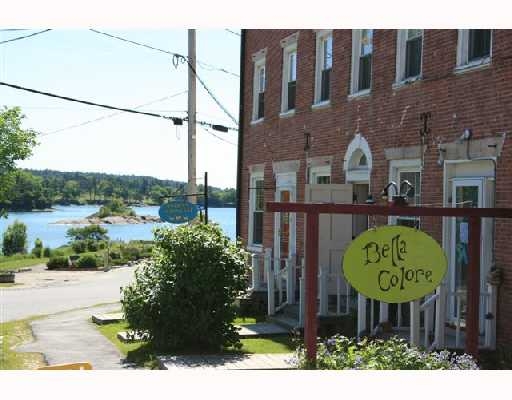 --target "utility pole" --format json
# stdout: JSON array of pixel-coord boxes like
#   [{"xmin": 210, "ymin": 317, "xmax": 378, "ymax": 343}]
[{"xmin": 188, "ymin": 29, "xmax": 197, "ymax": 204}]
